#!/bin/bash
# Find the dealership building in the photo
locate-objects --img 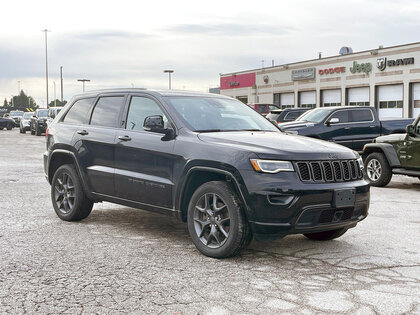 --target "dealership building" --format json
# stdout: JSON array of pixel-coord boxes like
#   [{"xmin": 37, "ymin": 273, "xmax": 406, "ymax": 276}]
[{"xmin": 220, "ymin": 42, "xmax": 420, "ymax": 119}]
